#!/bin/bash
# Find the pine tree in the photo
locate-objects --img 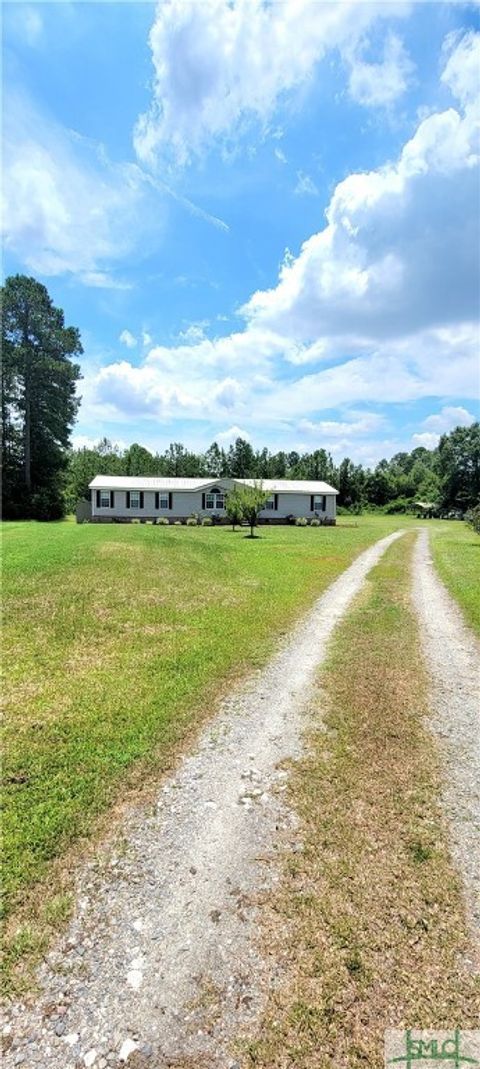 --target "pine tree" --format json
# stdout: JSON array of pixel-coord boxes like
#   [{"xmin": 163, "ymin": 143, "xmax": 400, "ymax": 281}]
[{"xmin": 1, "ymin": 275, "xmax": 82, "ymax": 519}]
